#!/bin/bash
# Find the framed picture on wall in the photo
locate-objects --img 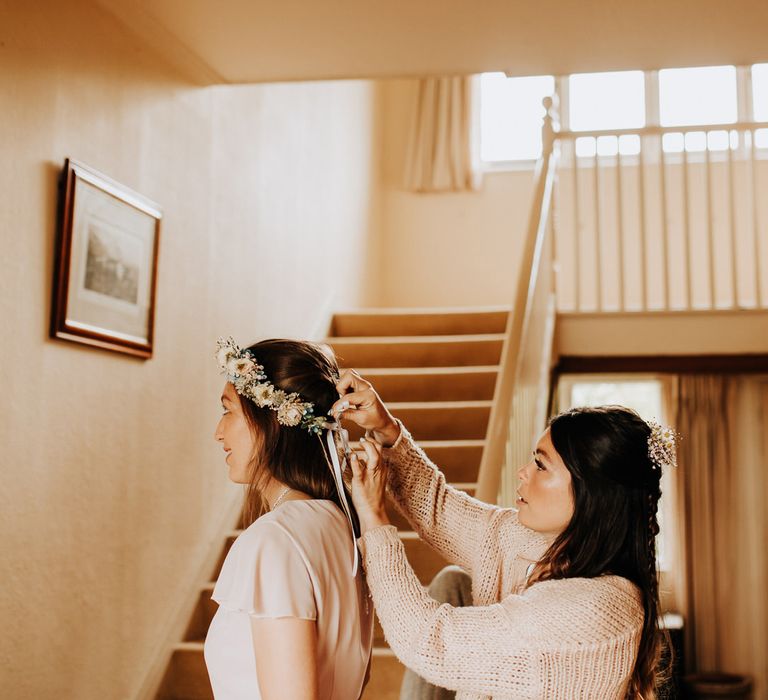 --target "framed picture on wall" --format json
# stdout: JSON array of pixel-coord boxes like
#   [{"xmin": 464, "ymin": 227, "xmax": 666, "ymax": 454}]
[{"xmin": 51, "ymin": 159, "xmax": 162, "ymax": 358}]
